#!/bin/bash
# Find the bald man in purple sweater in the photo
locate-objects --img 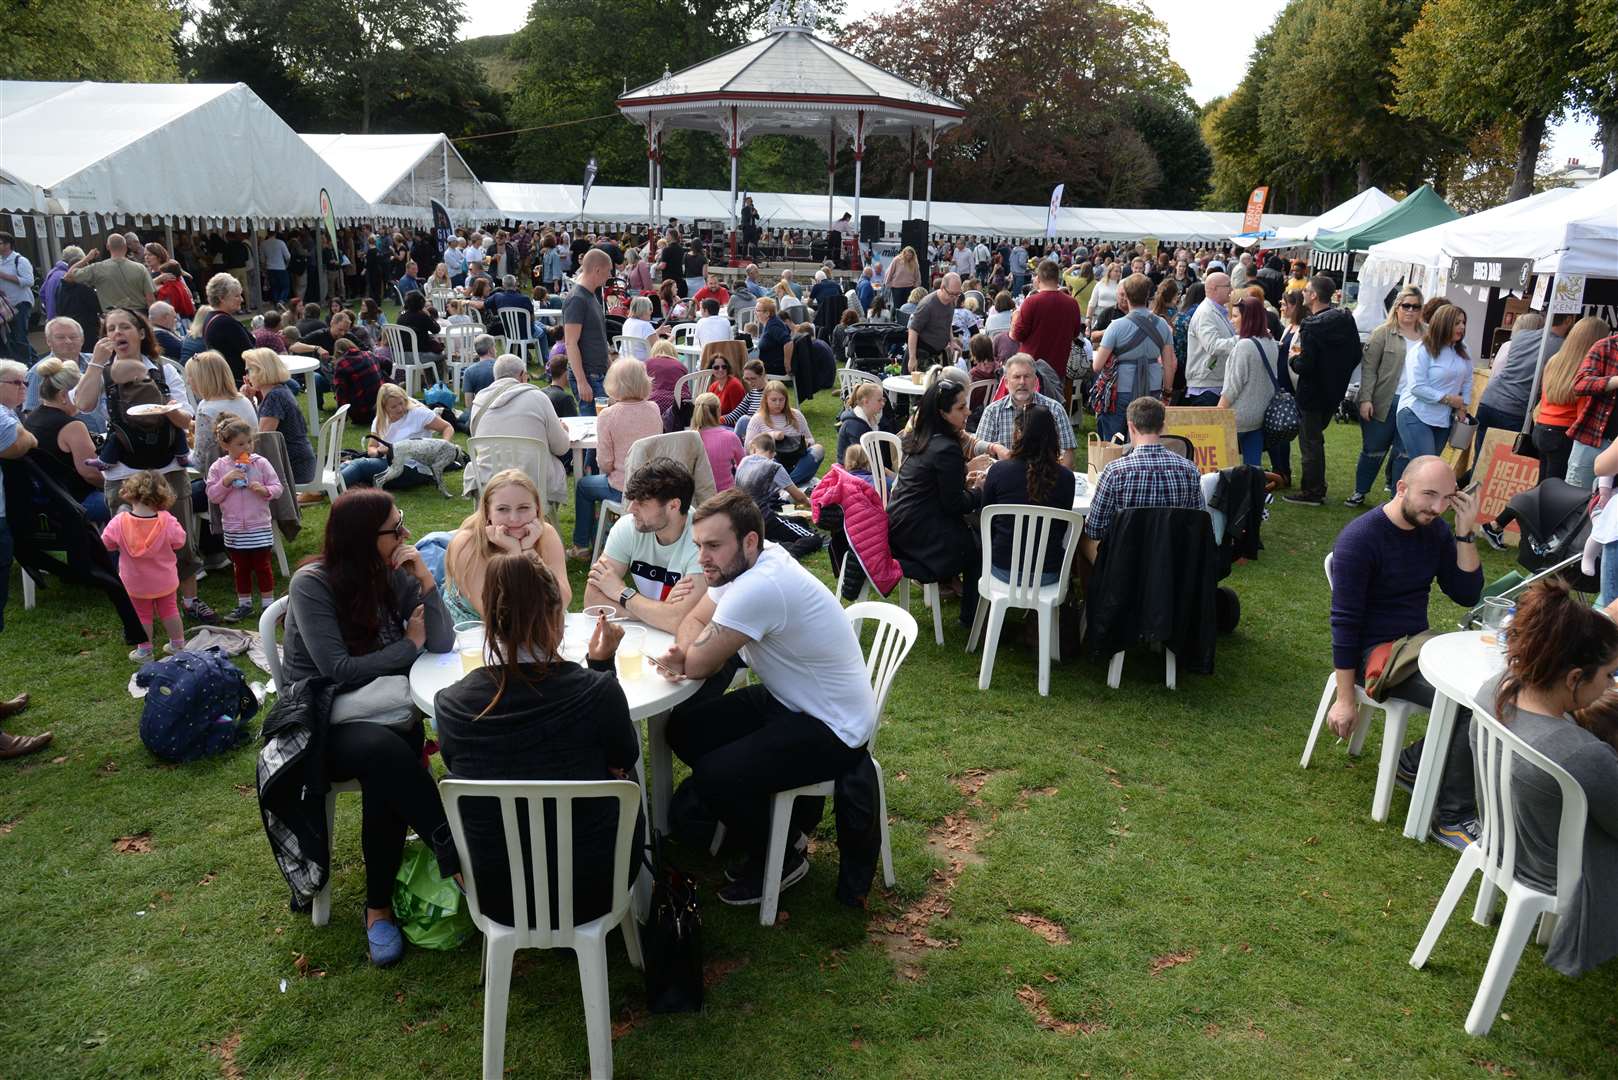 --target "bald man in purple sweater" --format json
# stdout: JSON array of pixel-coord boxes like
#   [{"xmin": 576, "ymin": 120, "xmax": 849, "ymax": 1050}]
[{"xmin": 1328, "ymin": 455, "xmax": 1483, "ymax": 849}]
